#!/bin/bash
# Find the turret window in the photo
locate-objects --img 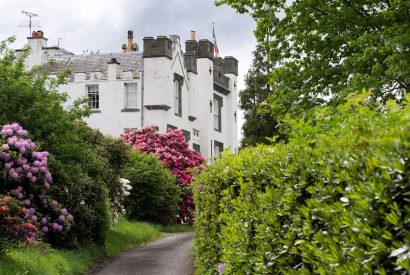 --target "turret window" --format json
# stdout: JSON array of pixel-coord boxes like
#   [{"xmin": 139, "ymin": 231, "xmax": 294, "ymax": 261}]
[
  {"xmin": 174, "ymin": 74, "xmax": 183, "ymax": 116},
  {"xmin": 213, "ymin": 94, "xmax": 223, "ymax": 132}
]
